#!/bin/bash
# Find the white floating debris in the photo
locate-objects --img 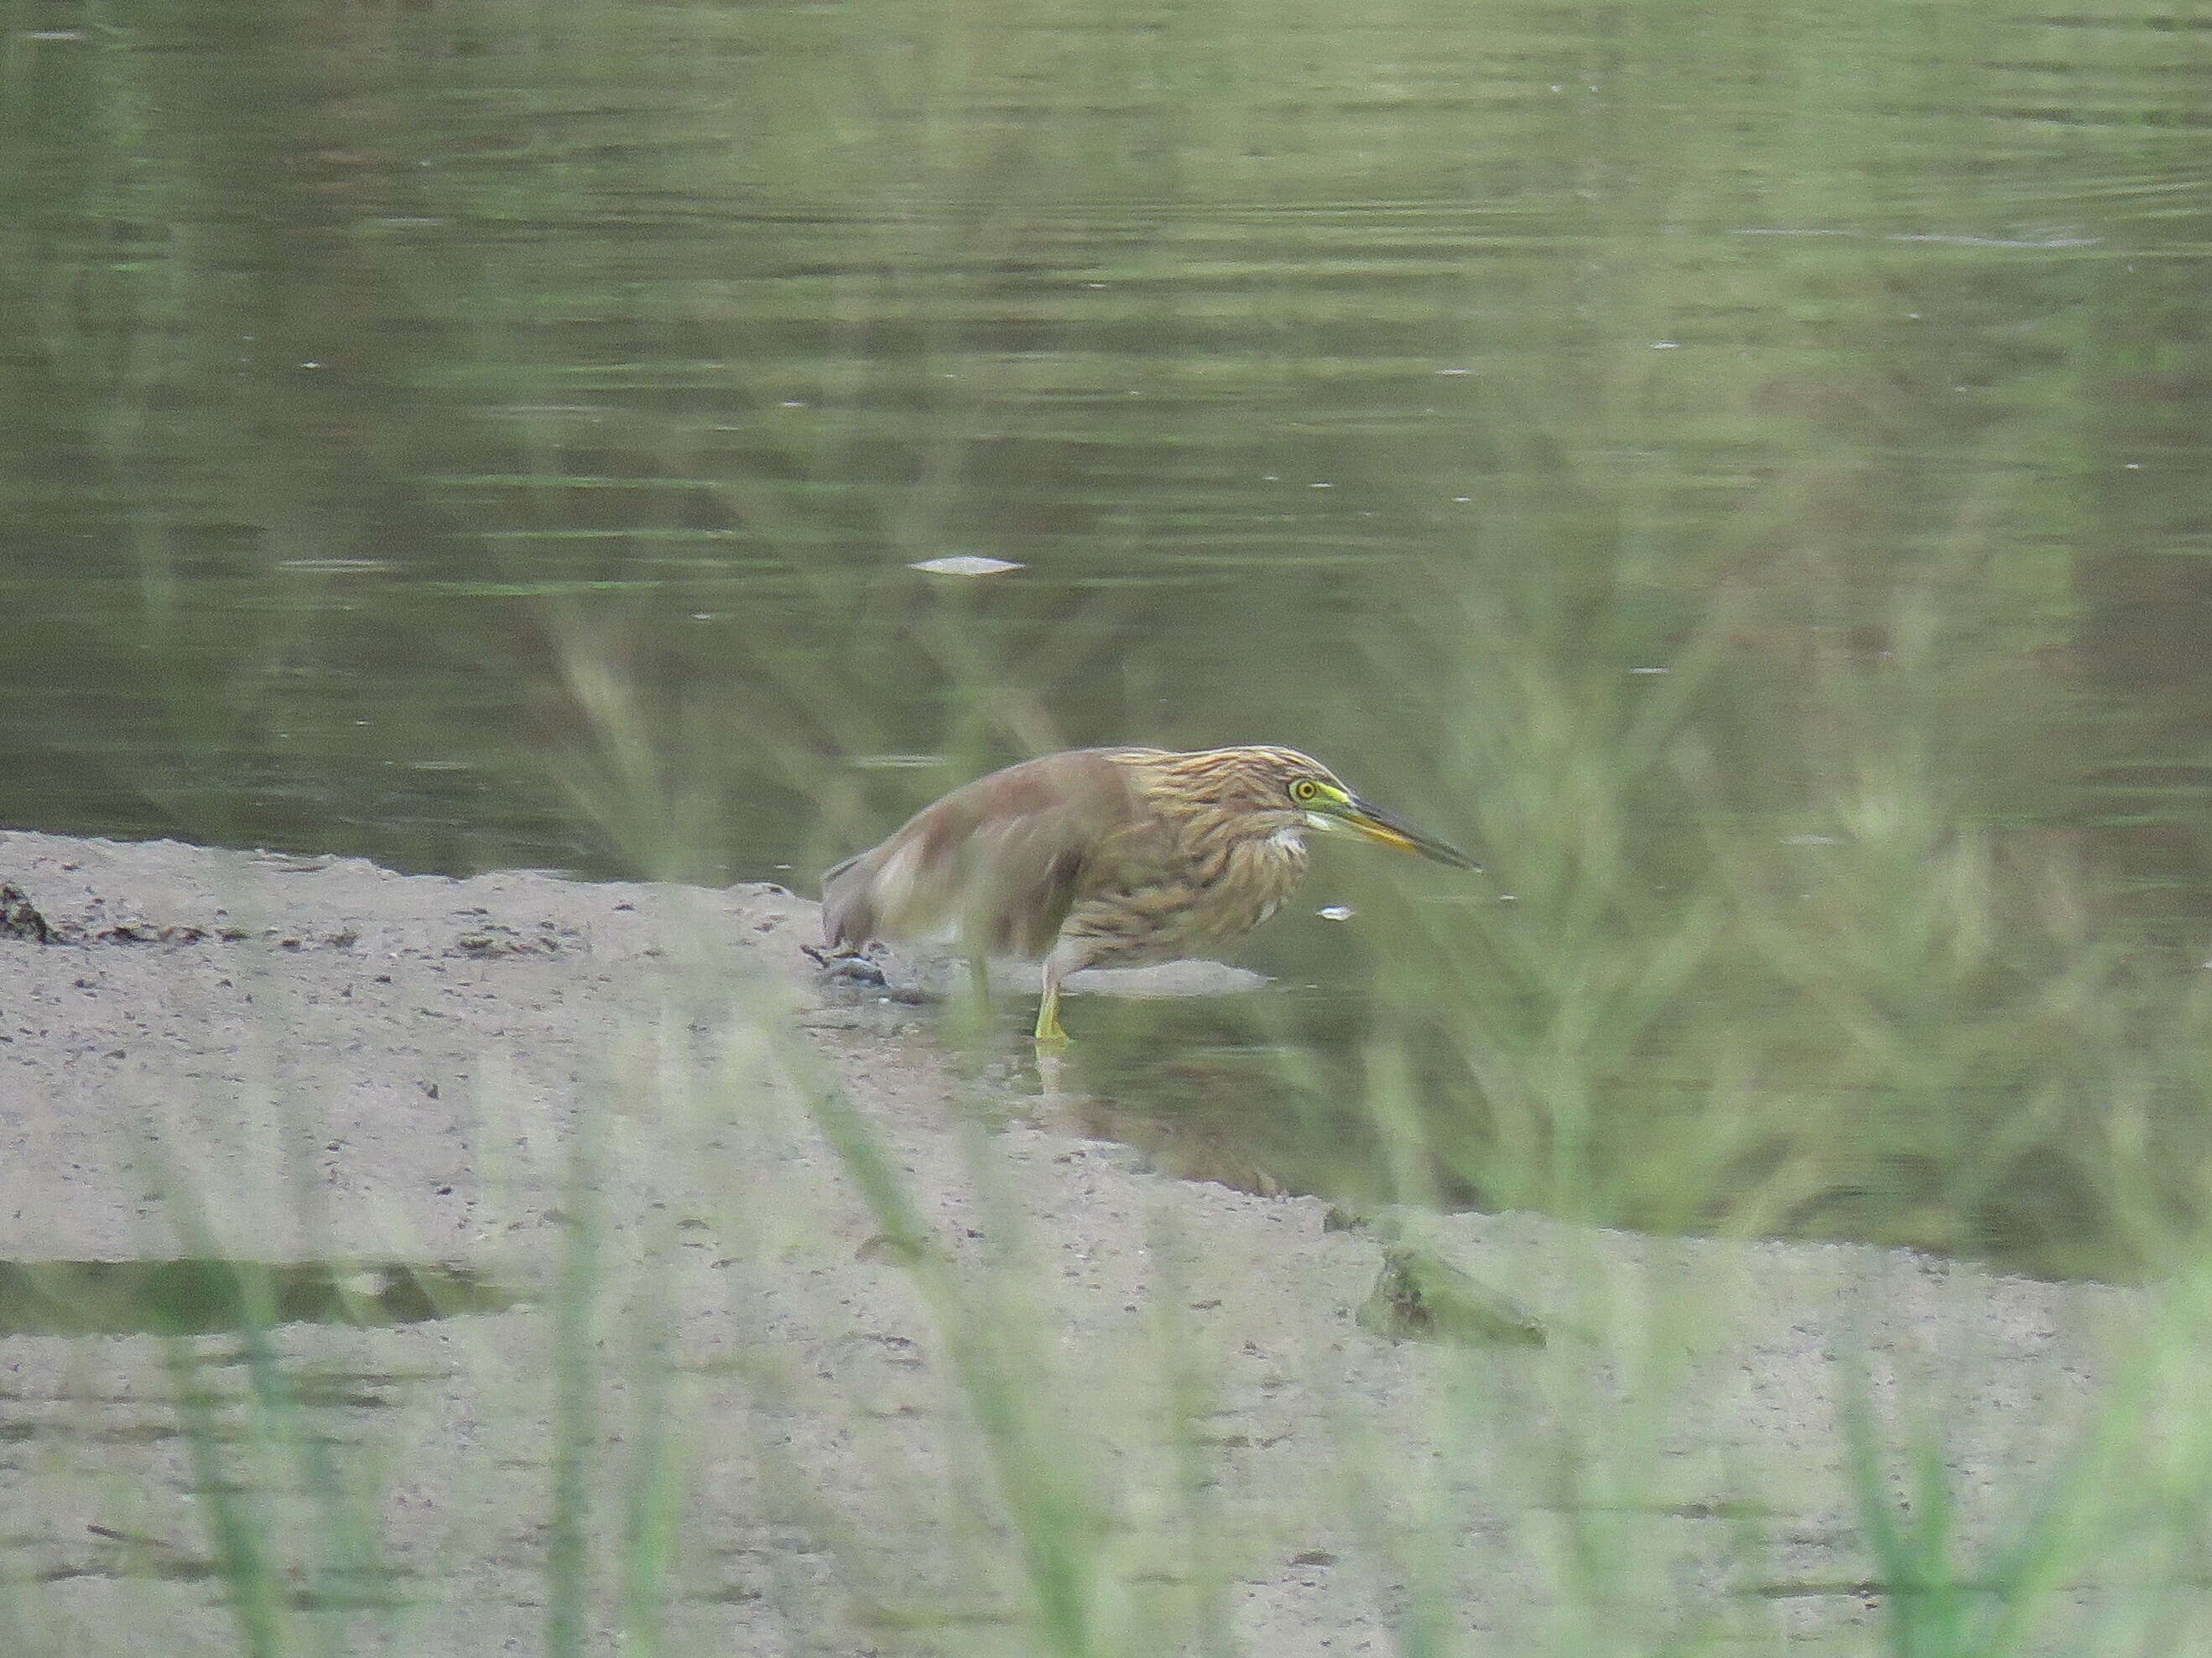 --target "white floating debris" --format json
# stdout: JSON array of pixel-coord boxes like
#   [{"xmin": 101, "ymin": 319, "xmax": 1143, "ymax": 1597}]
[
  {"xmin": 1782, "ymin": 834, "xmax": 1844, "ymax": 846},
  {"xmin": 1628, "ymin": 665, "xmax": 1668, "ymax": 674},
  {"xmin": 1318, "ymin": 905, "xmax": 1355, "ymax": 921},
  {"xmin": 908, "ymin": 555, "xmax": 1023, "ymax": 577}
]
